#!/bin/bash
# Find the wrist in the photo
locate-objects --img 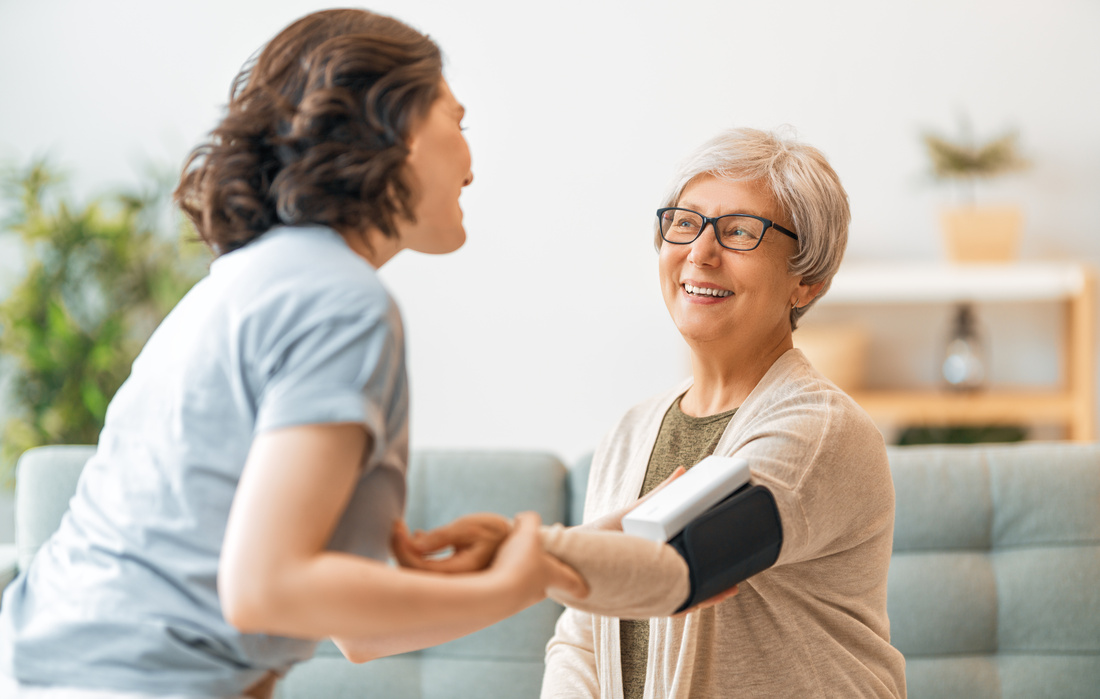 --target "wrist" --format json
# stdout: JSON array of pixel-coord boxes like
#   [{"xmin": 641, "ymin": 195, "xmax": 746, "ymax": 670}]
[{"xmin": 479, "ymin": 565, "xmax": 536, "ymax": 616}]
